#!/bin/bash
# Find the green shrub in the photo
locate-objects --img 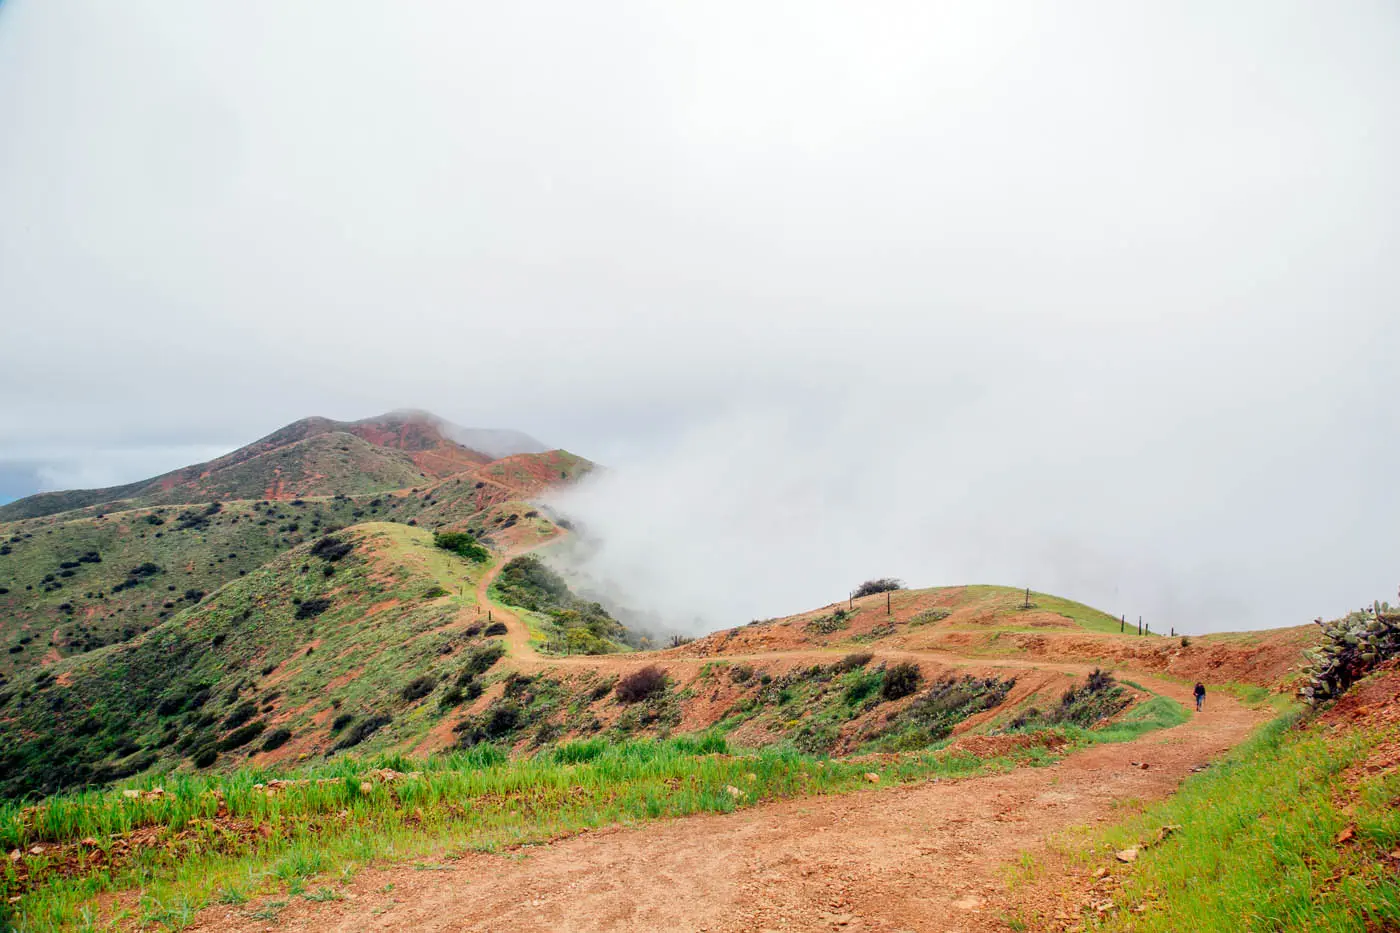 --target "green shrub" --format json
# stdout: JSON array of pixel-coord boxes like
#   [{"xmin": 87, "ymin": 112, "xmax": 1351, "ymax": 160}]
[
  {"xmin": 310, "ymin": 536, "xmax": 353, "ymax": 562},
  {"xmin": 218, "ymin": 721, "xmax": 265, "ymax": 751},
  {"xmin": 261, "ymin": 728, "xmax": 292, "ymax": 752},
  {"xmin": 806, "ymin": 609, "xmax": 852, "ymax": 635},
  {"xmin": 463, "ymin": 642, "xmax": 505, "ymax": 677},
  {"xmin": 401, "ymin": 676, "xmax": 437, "ymax": 702},
  {"xmin": 834, "ymin": 652, "xmax": 874, "ymax": 673},
  {"xmin": 433, "ymin": 532, "xmax": 490, "ymax": 562},
  {"xmin": 223, "ymin": 702, "xmax": 258, "ymax": 729},
  {"xmin": 881, "ymin": 662, "xmax": 923, "ymax": 701},
  {"xmin": 295, "ymin": 597, "xmax": 332, "ymax": 620},
  {"xmin": 333, "ymin": 714, "xmax": 391, "ymax": 750},
  {"xmin": 854, "ymin": 578, "xmax": 903, "ymax": 598}
]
